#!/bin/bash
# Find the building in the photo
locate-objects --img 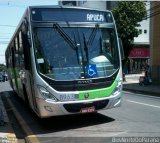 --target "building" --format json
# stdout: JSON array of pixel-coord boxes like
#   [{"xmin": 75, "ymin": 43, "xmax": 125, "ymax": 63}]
[
  {"xmin": 150, "ymin": 1, "xmax": 160, "ymax": 84},
  {"xmin": 59, "ymin": 1, "xmax": 107, "ymax": 10},
  {"xmin": 128, "ymin": 2, "xmax": 150, "ymax": 74}
]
